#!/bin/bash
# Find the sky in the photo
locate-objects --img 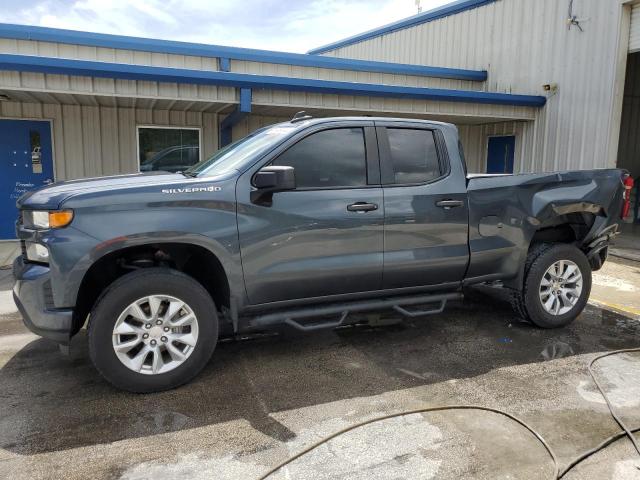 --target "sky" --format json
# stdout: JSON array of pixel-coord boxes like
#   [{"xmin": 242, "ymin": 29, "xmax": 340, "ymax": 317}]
[{"xmin": 0, "ymin": 0, "xmax": 451, "ymax": 53}]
